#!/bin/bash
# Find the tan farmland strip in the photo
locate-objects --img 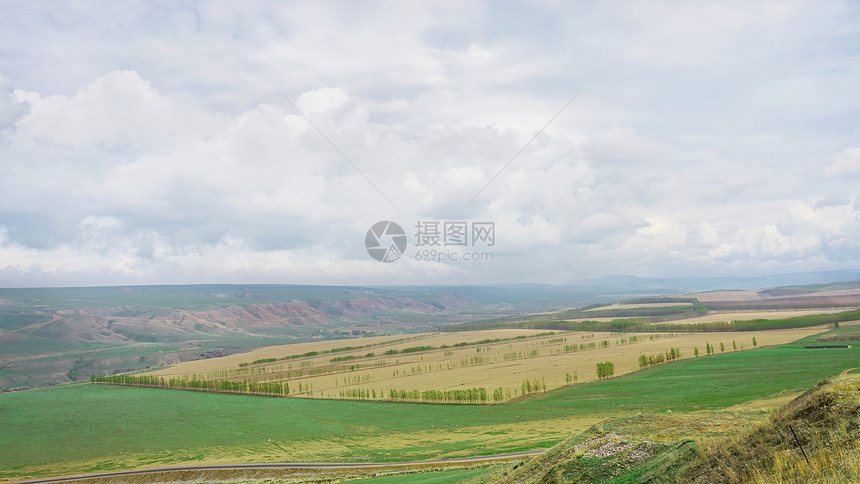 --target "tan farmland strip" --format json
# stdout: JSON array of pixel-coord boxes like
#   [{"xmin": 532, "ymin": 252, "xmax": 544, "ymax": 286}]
[
  {"xmin": 145, "ymin": 326, "xmax": 828, "ymax": 403},
  {"xmin": 691, "ymin": 291, "xmax": 760, "ymax": 302},
  {"xmin": 584, "ymin": 302, "xmax": 693, "ymax": 311},
  {"xmin": 149, "ymin": 329, "xmax": 552, "ymax": 377}
]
